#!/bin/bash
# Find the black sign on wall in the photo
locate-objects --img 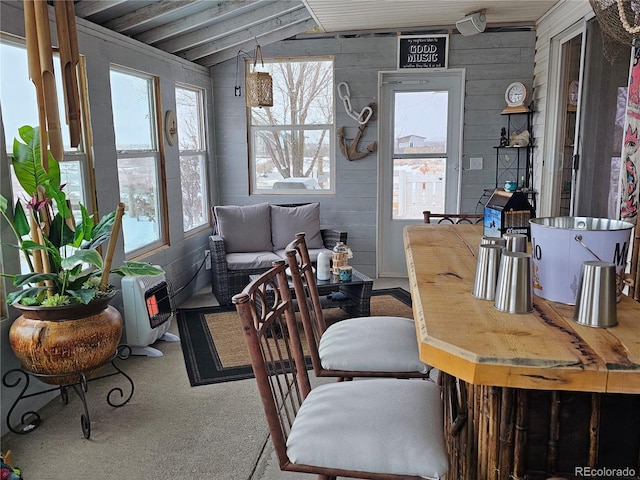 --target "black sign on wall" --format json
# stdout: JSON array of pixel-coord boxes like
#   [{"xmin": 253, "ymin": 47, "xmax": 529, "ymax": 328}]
[{"xmin": 397, "ymin": 35, "xmax": 449, "ymax": 69}]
